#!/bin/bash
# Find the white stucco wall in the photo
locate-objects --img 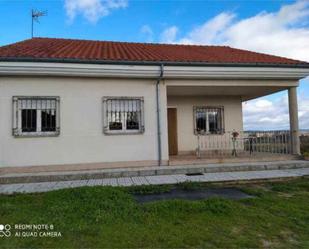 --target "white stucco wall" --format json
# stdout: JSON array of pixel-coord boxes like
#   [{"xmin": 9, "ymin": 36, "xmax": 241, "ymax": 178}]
[
  {"xmin": 0, "ymin": 77, "xmax": 168, "ymax": 167},
  {"xmin": 167, "ymin": 96, "xmax": 243, "ymax": 153}
]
